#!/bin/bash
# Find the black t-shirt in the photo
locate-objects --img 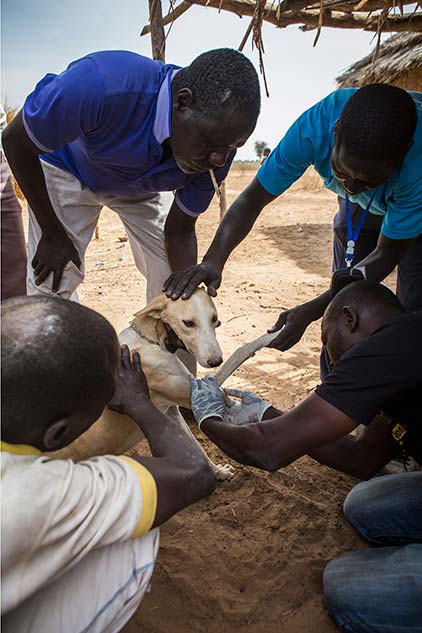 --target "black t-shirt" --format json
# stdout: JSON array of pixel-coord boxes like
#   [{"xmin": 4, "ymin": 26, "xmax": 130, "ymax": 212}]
[{"xmin": 316, "ymin": 312, "xmax": 422, "ymax": 464}]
